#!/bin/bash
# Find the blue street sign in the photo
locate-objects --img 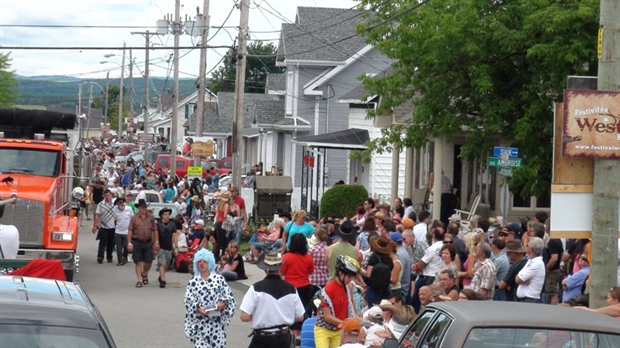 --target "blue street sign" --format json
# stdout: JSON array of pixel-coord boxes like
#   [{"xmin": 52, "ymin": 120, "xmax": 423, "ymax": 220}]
[{"xmin": 493, "ymin": 147, "xmax": 519, "ymax": 158}]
